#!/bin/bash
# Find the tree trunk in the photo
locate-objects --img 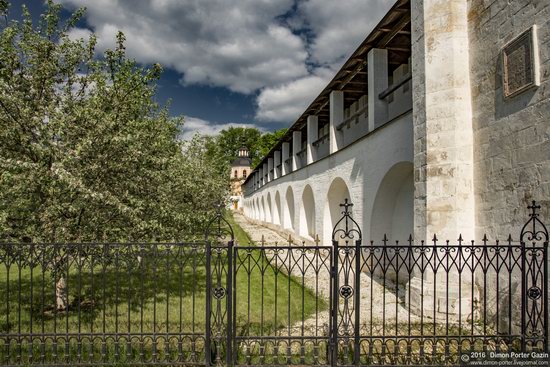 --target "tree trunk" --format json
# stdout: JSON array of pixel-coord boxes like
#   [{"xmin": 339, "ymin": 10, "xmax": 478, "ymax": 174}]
[{"xmin": 56, "ymin": 276, "xmax": 68, "ymax": 311}]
